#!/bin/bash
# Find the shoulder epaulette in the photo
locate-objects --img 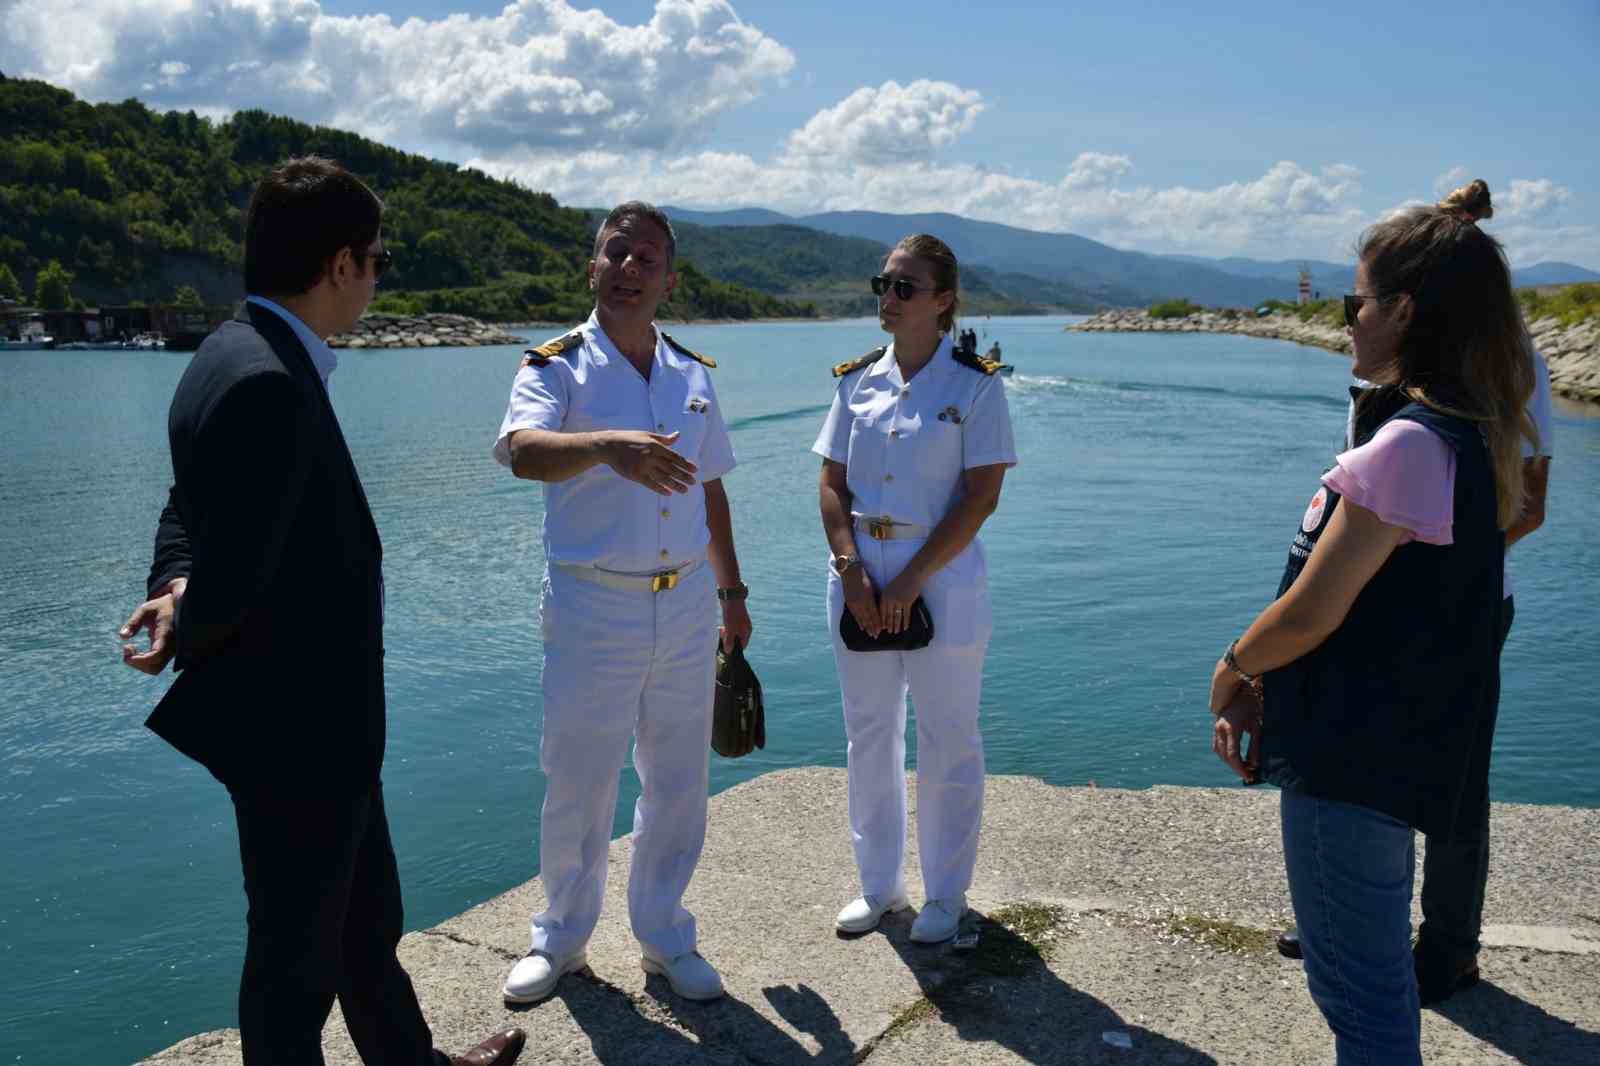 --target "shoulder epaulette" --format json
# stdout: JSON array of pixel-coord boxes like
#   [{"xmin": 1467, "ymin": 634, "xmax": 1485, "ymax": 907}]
[
  {"xmin": 660, "ymin": 331, "xmax": 716, "ymax": 368},
  {"xmin": 953, "ymin": 345, "xmax": 1003, "ymax": 375},
  {"xmin": 521, "ymin": 330, "xmax": 584, "ymax": 368},
  {"xmin": 832, "ymin": 346, "xmax": 886, "ymax": 378}
]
